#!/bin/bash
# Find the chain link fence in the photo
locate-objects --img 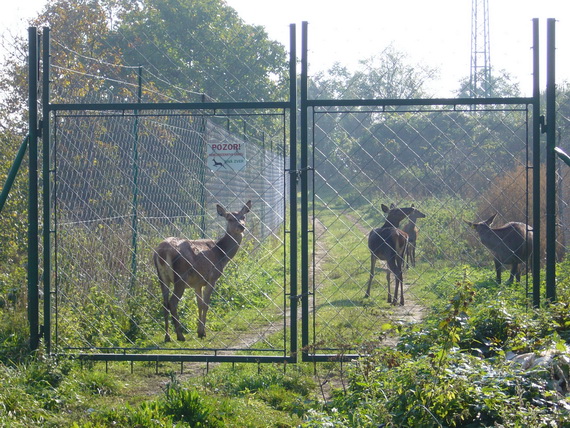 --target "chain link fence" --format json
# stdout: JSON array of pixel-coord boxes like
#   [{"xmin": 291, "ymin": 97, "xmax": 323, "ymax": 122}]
[
  {"xmin": 51, "ymin": 107, "xmax": 290, "ymax": 359},
  {"xmin": 305, "ymin": 100, "xmax": 535, "ymax": 358}
]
